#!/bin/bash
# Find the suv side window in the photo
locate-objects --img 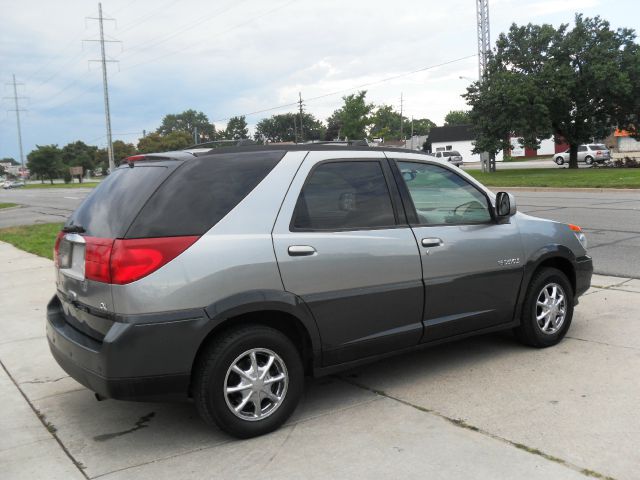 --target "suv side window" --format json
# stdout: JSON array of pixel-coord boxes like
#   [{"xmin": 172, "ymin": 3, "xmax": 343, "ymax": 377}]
[
  {"xmin": 578, "ymin": 145, "xmax": 588, "ymax": 152},
  {"xmin": 397, "ymin": 161, "xmax": 492, "ymax": 225},
  {"xmin": 291, "ymin": 161, "xmax": 396, "ymax": 231}
]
